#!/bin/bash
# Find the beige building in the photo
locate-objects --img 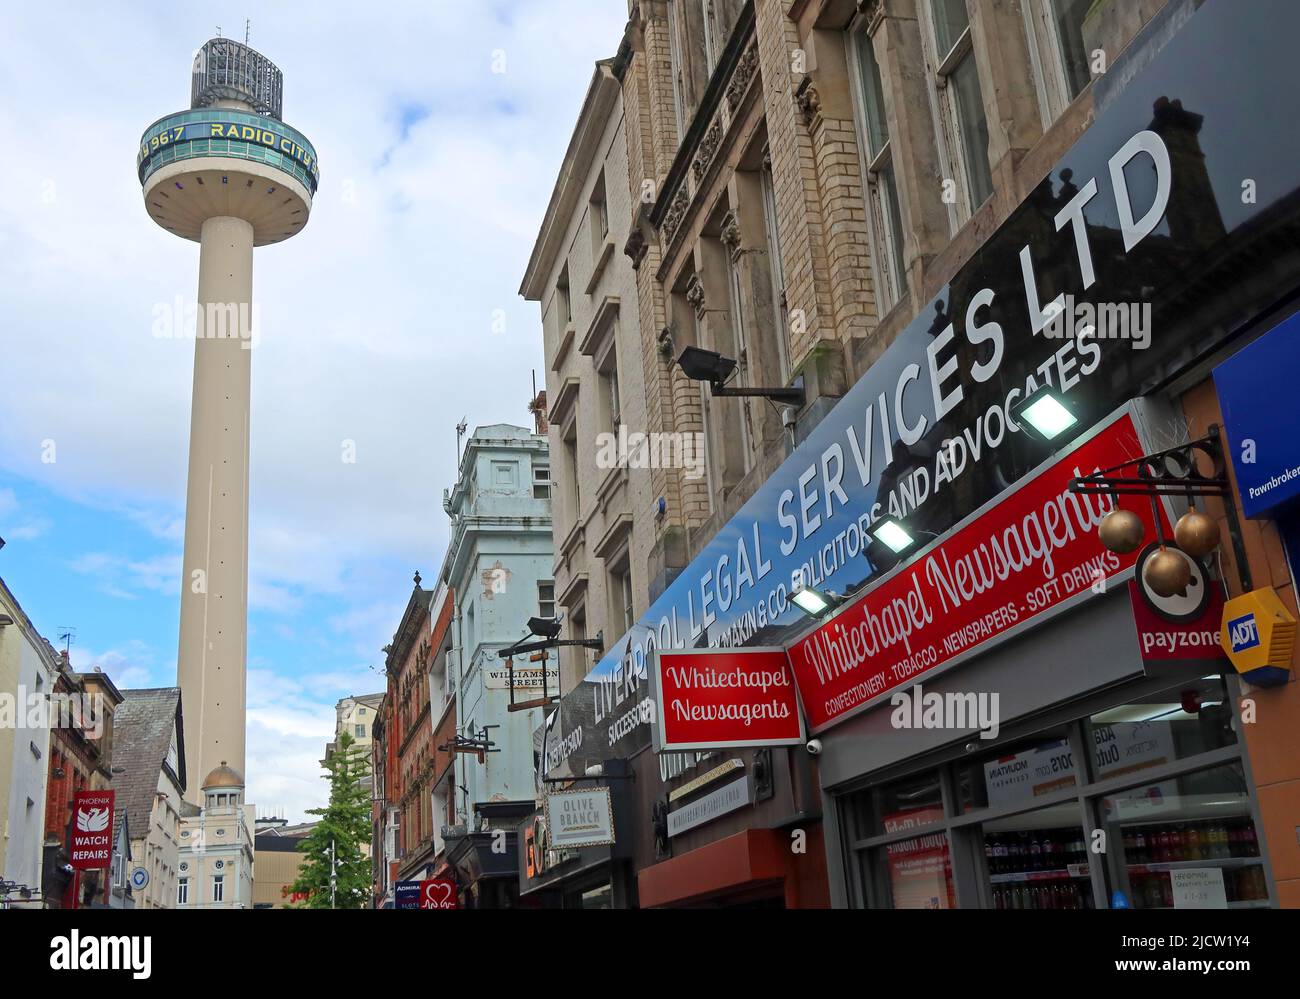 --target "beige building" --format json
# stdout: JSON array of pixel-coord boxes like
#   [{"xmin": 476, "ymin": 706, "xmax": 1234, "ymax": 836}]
[
  {"xmin": 109, "ymin": 688, "xmax": 187, "ymax": 909},
  {"xmin": 177, "ymin": 763, "xmax": 255, "ymax": 909},
  {"xmin": 0, "ymin": 576, "xmax": 60, "ymax": 905},
  {"xmin": 521, "ymin": 61, "xmax": 655, "ymax": 689},
  {"xmin": 324, "ymin": 692, "xmax": 383, "ymax": 763},
  {"xmin": 253, "ymin": 818, "xmax": 315, "ymax": 908}
]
